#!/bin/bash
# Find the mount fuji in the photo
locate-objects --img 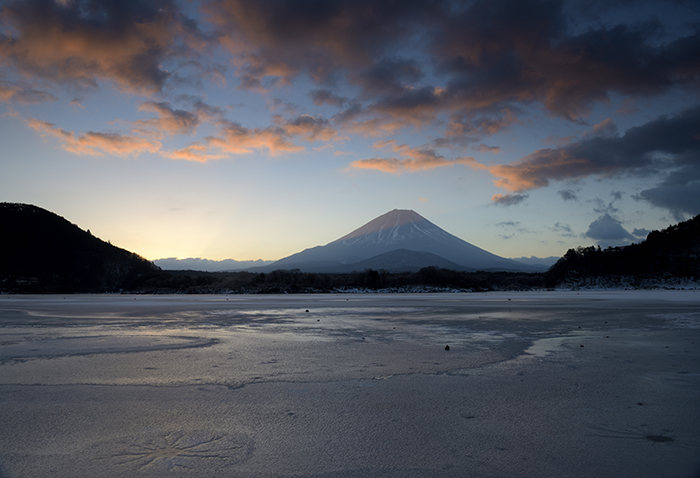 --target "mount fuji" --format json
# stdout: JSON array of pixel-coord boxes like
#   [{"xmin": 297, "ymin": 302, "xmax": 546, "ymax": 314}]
[{"xmin": 260, "ymin": 209, "xmax": 540, "ymax": 273}]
